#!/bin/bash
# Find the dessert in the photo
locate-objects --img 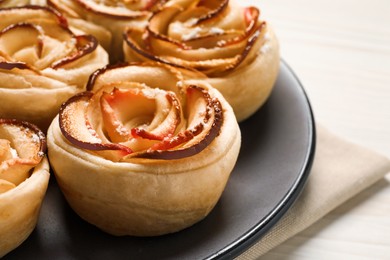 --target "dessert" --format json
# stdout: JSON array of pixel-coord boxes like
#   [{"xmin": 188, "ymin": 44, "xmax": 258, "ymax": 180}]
[
  {"xmin": 0, "ymin": 119, "xmax": 49, "ymax": 257},
  {"xmin": 124, "ymin": 0, "xmax": 280, "ymax": 121},
  {"xmin": 0, "ymin": 5, "xmax": 108, "ymax": 130},
  {"xmin": 47, "ymin": 63, "xmax": 241, "ymax": 236},
  {"xmin": 47, "ymin": 0, "xmax": 167, "ymax": 62}
]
